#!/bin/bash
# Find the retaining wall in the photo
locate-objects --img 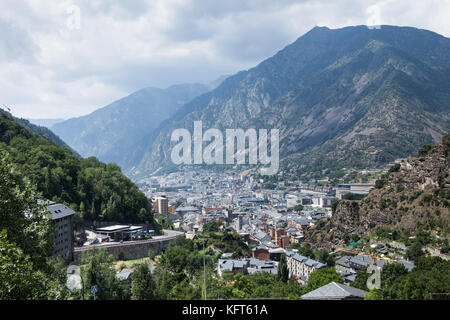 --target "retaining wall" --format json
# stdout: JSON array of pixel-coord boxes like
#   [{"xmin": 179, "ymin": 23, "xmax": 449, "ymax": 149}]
[{"xmin": 73, "ymin": 232, "xmax": 183, "ymax": 264}]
